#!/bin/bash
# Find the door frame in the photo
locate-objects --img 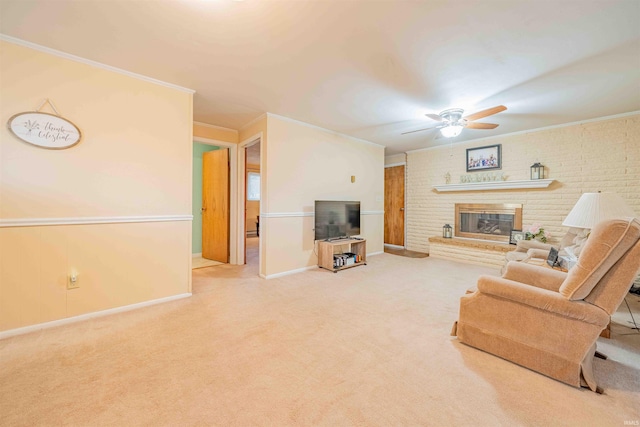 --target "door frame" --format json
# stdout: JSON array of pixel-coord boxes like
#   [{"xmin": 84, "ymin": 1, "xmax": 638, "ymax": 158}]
[
  {"xmin": 384, "ymin": 162, "xmax": 407, "ymax": 249},
  {"xmin": 194, "ymin": 136, "xmax": 239, "ymax": 264},
  {"xmin": 238, "ymin": 133, "xmax": 263, "ymax": 266}
]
